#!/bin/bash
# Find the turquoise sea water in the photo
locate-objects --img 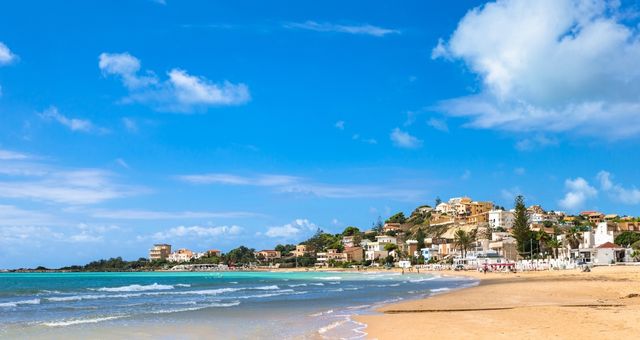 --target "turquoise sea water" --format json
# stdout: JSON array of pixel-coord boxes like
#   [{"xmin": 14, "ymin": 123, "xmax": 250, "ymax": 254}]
[{"xmin": 0, "ymin": 271, "xmax": 477, "ymax": 339}]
